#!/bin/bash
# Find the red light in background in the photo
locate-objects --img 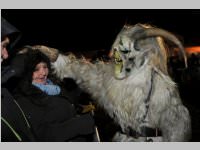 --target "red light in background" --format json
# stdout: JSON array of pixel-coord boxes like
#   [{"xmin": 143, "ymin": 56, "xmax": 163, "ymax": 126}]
[{"xmin": 185, "ymin": 46, "xmax": 200, "ymax": 54}]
